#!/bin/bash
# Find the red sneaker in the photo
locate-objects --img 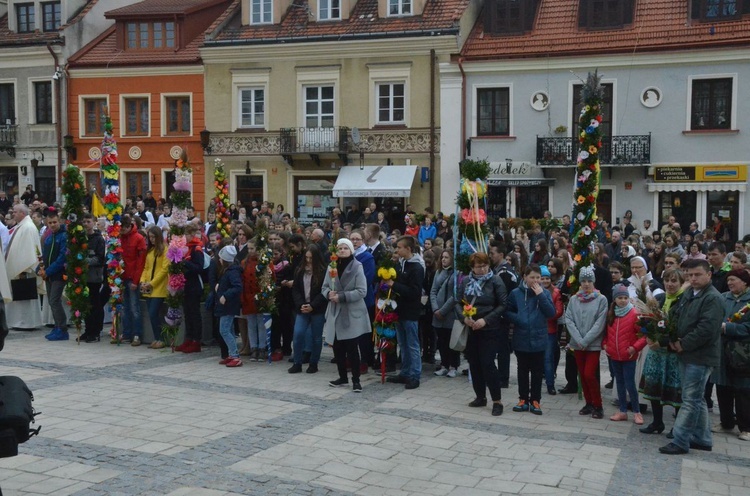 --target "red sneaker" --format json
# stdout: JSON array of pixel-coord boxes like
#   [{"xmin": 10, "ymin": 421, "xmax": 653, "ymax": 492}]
[
  {"xmin": 174, "ymin": 341, "xmax": 190, "ymax": 352},
  {"xmin": 180, "ymin": 341, "xmax": 201, "ymax": 354},
  {"xmin": 271, "ymin": 351, "xmax": 284, "ymax": 362},
  {"xmin": 225, "ymin": 358, "xmax": 243, "ymax": 367}
]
